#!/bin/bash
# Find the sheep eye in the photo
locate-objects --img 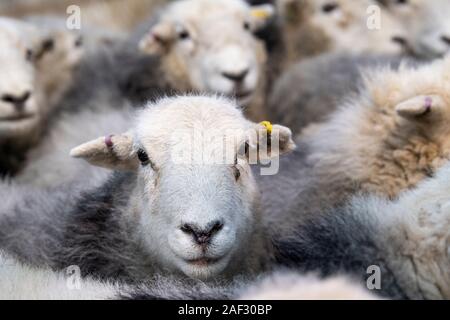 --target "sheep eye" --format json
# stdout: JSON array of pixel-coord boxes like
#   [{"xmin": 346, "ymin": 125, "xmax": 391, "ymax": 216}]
[
  {"xmin": 25, "ymin": 49, "xmax": 34, "ymax": 61},
  {"xmin": 75, "ymin": 36, "xmax": 83, "ymax": 47},
  {"xmin": 233, "ymin": 166, "xmax": 241, "ymax": 181},
  {"xmin": 243, "ymin": 22, "xmax": 251, "ymax": 31},
  {"xmin": 396, "ymin": 0, "xmax": 409, "ymax": 5},
  {"xmin": 178, "ymin": 30, "xmax": 190, "ymax": 40},
  {"xmin": 42, "ymin": 39, "xmax": 54, "ymax": 52},
  {"xmin": 322, "ymin": 2, "xmax": 339, "ymax": 13},
  {"xmin": 137, "ymin": 148, "xmax": 150, "ymax": 166}
]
